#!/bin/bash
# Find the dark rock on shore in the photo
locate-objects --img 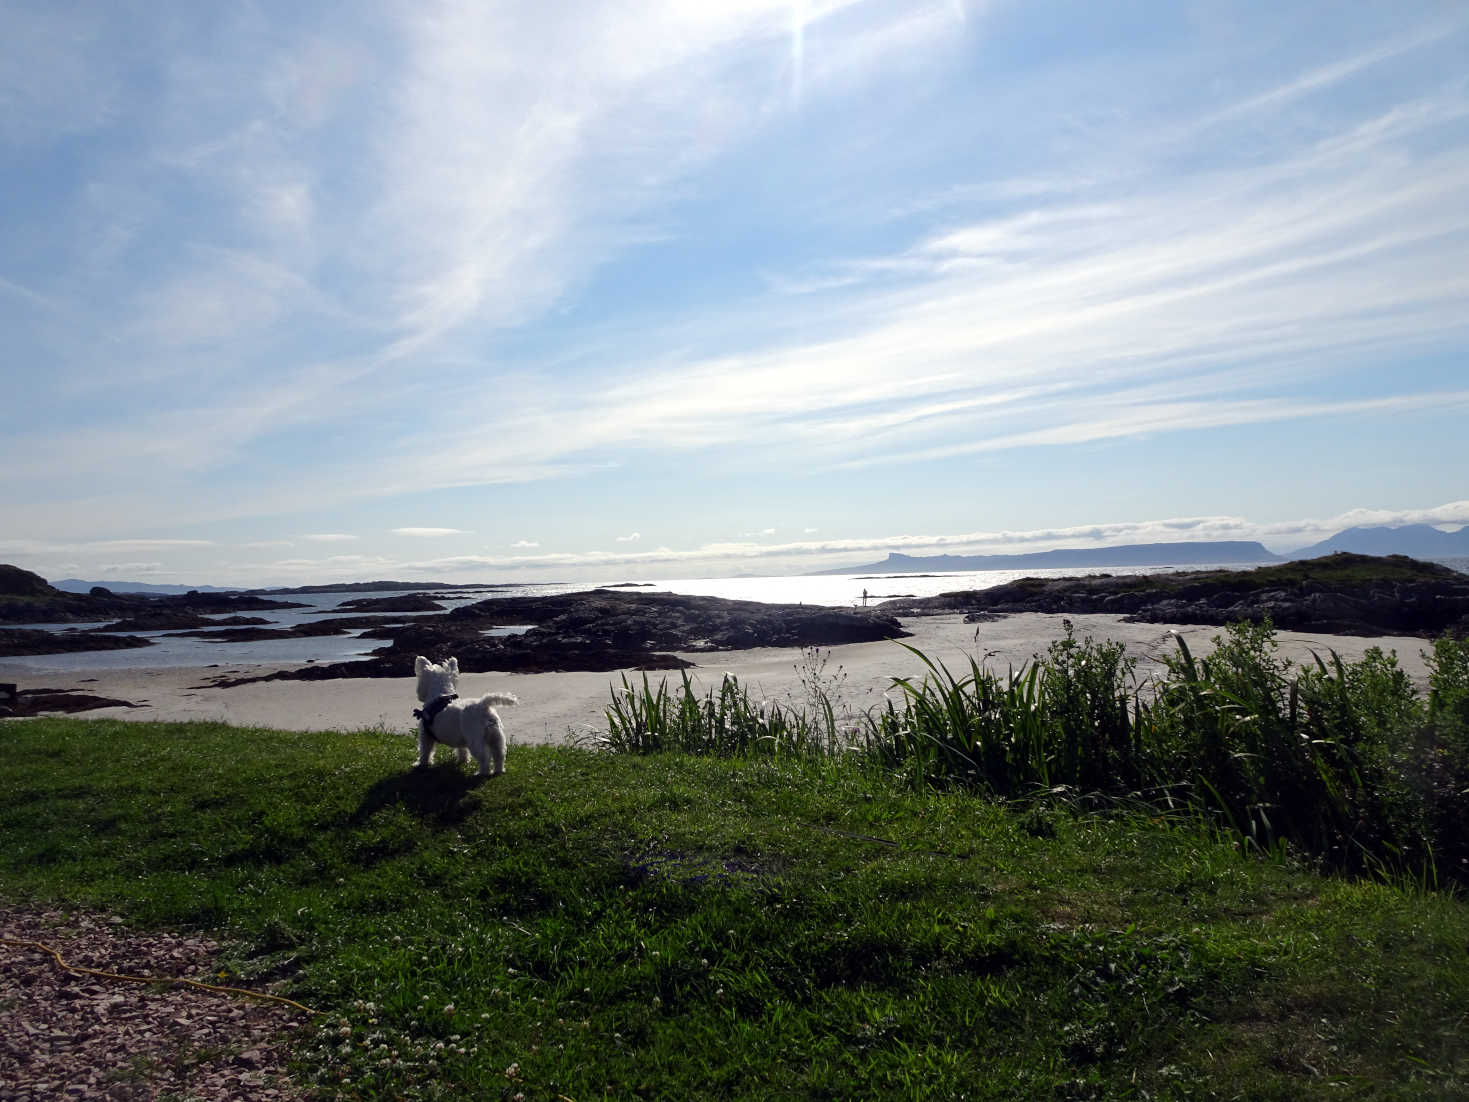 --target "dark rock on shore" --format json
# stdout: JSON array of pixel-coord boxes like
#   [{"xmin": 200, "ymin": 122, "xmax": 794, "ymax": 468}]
[
  {"xmin": 0, "ymin": 566, "xmax": 54, "ymax": 598},
  {"xmin": 358, "ymin": 619, "xmax": 499, "ymax": 652},
  {"xmin": 214, "ymin": 589, "xmax": 909, "ymax": 683},
  {"xmin": 448, "ymin": 588, "xmax": 909, "ymax": 650},
  {"xmin": 4, "ymin": 688, "xmax": 142, "ymax": 716},
  {"xmin": 883, "ymin": 554, "xmax": 1469, "ymax": 638},
  {"xmin": 0, "ymin": 564, "xmax": 306, "ymax": 625},
  {"xmin": 169, "ymin": 626, "xmax": 313, "ymax": 643},
  {"xmin": 210, "ymin": 643, "xmax": 694, "ymax": 686},
  {"xmin": 334, "ymin": 594, "xmax": 446, "ymax": 612},
  {"xmin": 164, "ymin": 614, "xmax": 421, "ymax": 644},
  {"xmin": 99, "ymin": 614, "xmax": 273, "ymax": 632},
  {"xmin": 0, "ymin": 629, "xmax": 154, "ymax": 657}
]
